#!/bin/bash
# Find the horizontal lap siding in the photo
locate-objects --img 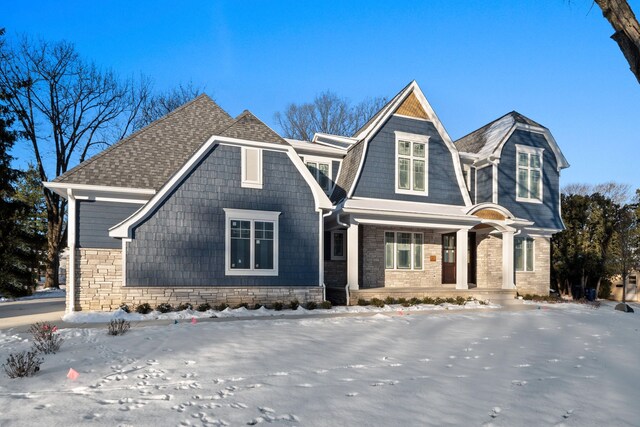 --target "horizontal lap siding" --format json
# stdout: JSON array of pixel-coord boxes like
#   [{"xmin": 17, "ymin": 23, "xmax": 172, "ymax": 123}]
[
  {"xmin": 498, "ymin": 130, "xmax": 563, "ymax": 230},
  {"xmin": 126, "ymin": 145, "xmax": 319, "ymax": 287},
  {"xmin": 77, "ymin": 201, "xmax": 141, "ymax": 249},
  {"xmin": 353, "ymin": 115, "xmax": 465, "ymax": 205}
]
